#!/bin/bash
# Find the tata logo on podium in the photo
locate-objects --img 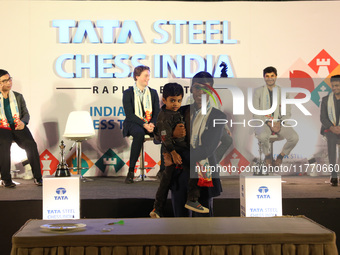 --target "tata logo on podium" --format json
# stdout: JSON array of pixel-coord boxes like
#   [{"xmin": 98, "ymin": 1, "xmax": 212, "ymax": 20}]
[
  {"xmin": 257, "ymin": 186, "xmax": 270, "ymax": 199},
  {"xmin": 258, "ymin": 186, "xmax": 269, "ymax": 193},
  {"xmin": 54, "ymin": 187, "xmax": 68, "ymax": 200},
  {"xmin": 240, "ymin": 175, "xmax": 282, "ymax": 217}
]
